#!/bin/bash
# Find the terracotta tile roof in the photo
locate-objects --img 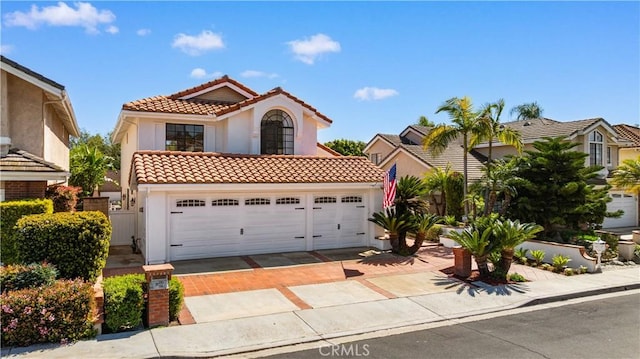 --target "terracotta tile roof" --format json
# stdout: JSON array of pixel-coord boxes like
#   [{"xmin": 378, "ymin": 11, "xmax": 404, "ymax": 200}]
[
  {"xmin": 168, "ymin": 75, "xmax": 259, "ymax": 99},
  {"xmin": 131, "ymin": 151, "xmax": 384, "ymax": 185},
  {"xmin": 500, "ymin": 118, "xmax": 603, "ymax": 141},
  {"xmin": 0, "ymin": 148, "xmax": 65, "ymax": 173},
  {"xmin": 122, "ymin": 78, "xmax": 332, "ymax": 123},
  {"xmin": 613, "ymin": 124, "xmax": 640, "ymax": 147}
]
